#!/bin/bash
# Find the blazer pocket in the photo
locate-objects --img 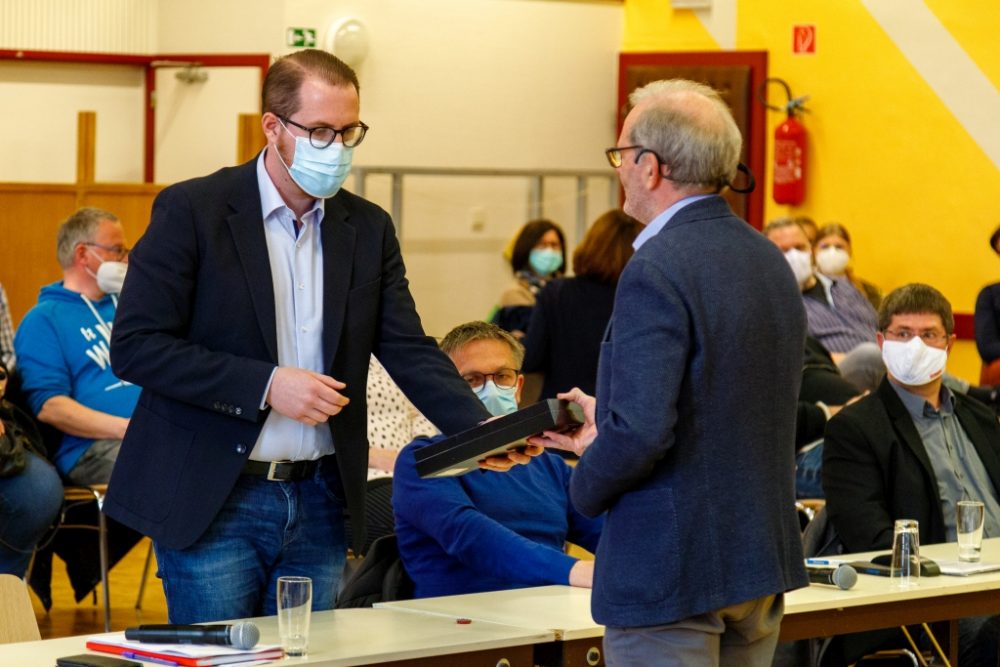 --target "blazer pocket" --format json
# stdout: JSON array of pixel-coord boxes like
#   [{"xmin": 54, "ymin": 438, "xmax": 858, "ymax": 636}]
[
  {"xmin": 114, "ymin": 404, "xmax": 194, "ymax": 523},
  {"xmin": 599, "ymin": 486, "xmax": 679, "ymax": 605}
]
